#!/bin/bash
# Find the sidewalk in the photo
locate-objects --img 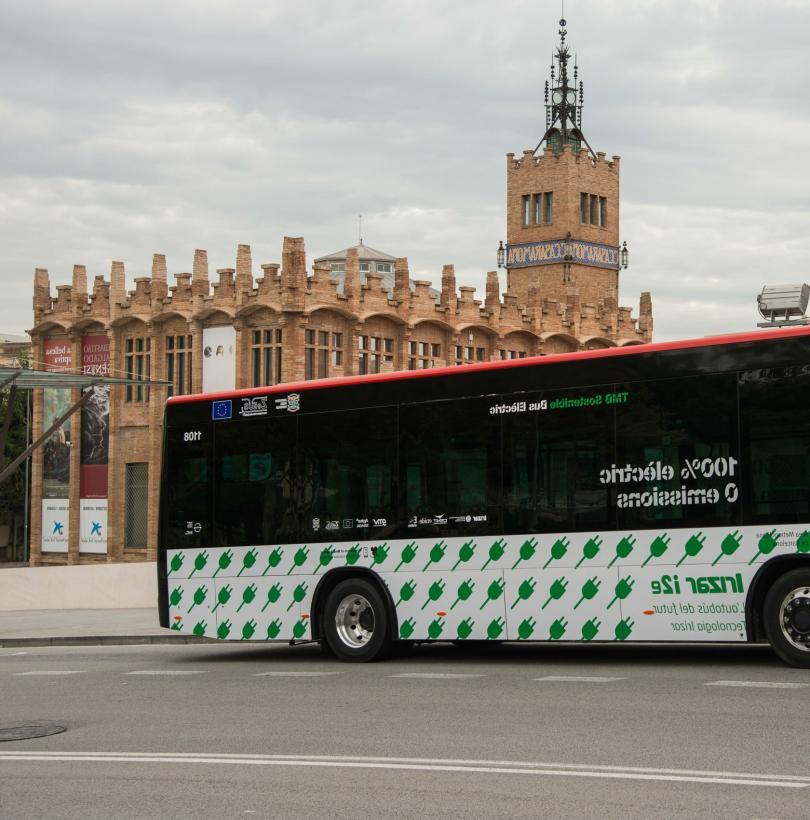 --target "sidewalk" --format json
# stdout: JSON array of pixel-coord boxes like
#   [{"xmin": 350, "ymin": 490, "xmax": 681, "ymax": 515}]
[{"xmin": 0, "ymin": 608, "xmax": 210, "ymax": 646}]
